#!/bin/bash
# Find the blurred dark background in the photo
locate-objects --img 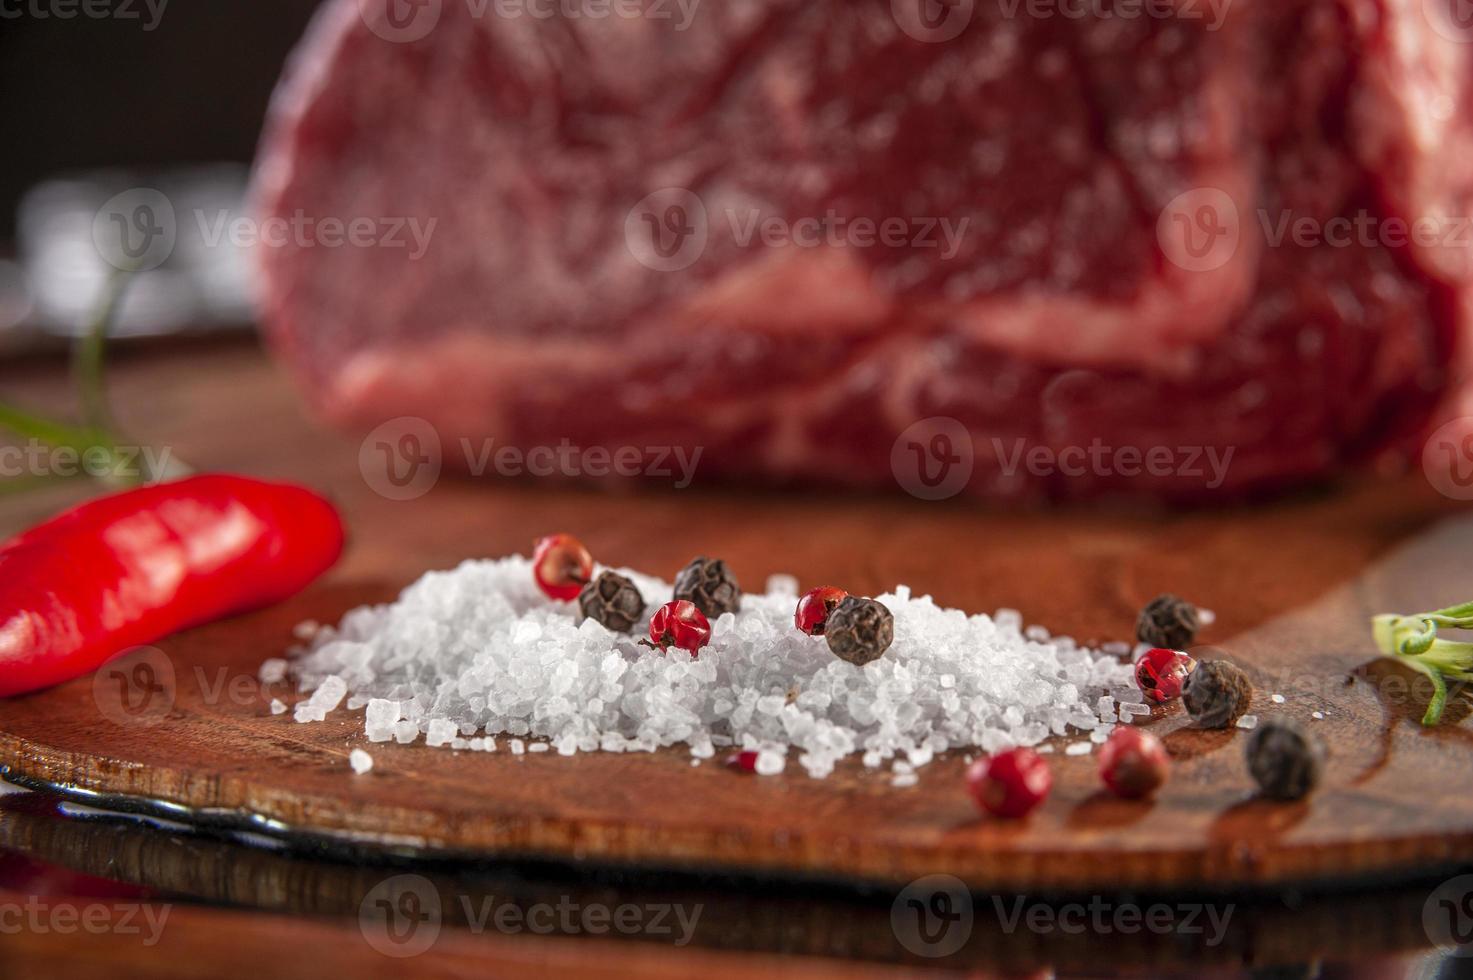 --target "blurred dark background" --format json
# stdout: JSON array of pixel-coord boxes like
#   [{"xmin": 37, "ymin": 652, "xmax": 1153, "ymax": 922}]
[
  {"xmin": 0, "ymin": 2, "xmax": 328, "ymax": 345},
  {"xmin": 1, "ymin": 1, "xmax": 323, "ymax": 238}
]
